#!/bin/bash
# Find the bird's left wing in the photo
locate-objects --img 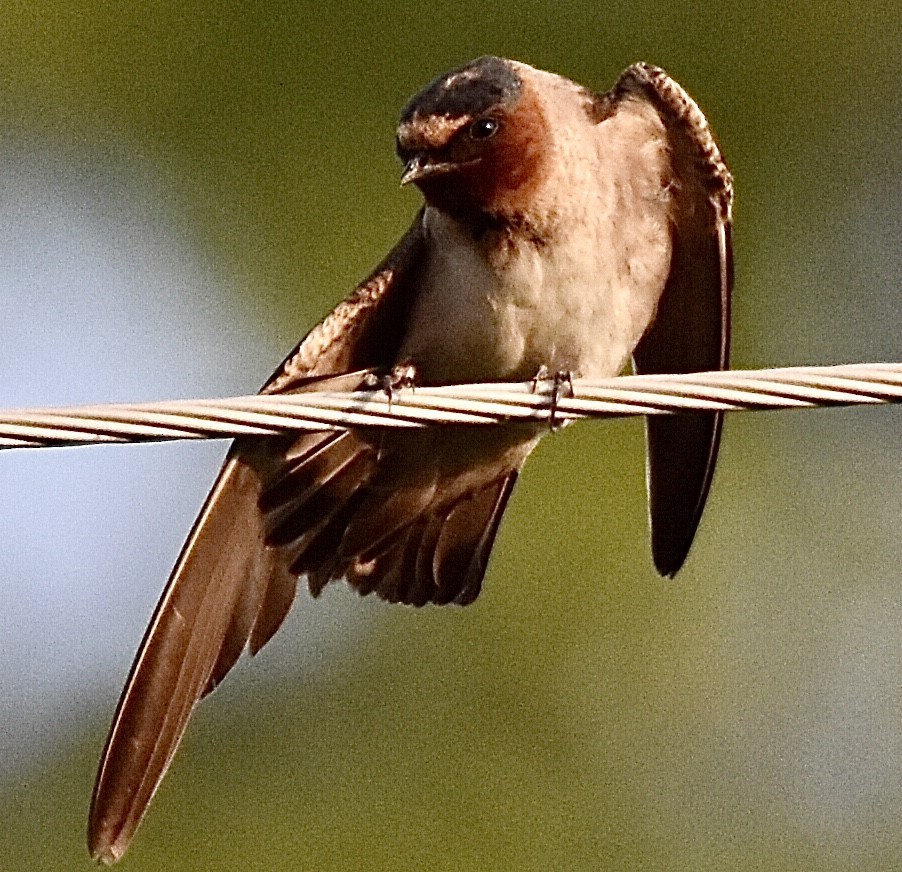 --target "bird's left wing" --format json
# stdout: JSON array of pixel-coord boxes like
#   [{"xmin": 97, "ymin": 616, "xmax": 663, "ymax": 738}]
[{"xmin": 616, "ymin": 64, "xmax": 733, "ymax": 576}]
